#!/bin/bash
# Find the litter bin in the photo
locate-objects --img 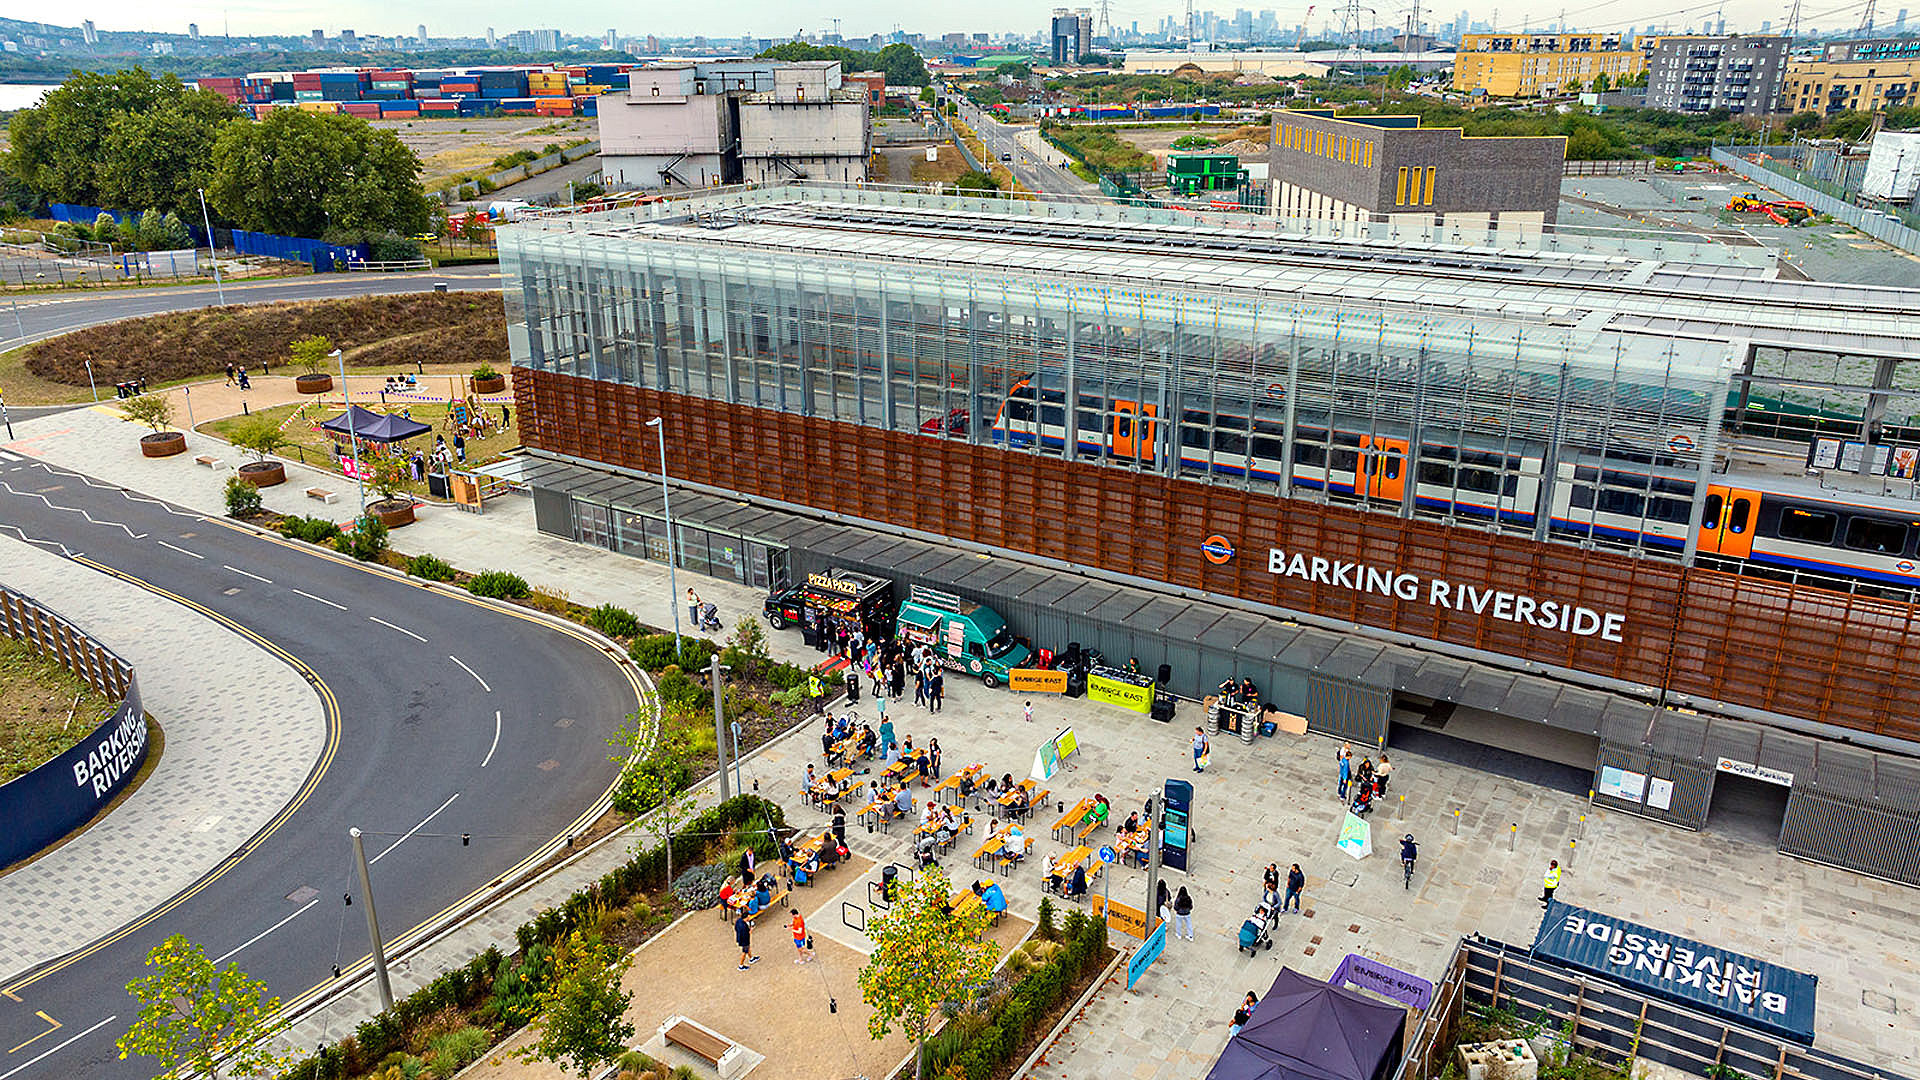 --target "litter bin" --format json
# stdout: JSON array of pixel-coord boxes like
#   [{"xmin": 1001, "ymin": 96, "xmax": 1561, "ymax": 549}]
[{"xmin": 881, "ymin": 865, "xmax": 899, "ymax": 903}]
